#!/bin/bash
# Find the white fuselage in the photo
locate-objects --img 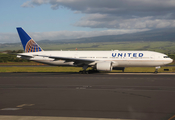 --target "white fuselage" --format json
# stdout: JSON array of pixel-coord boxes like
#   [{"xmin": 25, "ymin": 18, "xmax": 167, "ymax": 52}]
[{"xmin": 17, "ymin": 50, "xmax": 173, "ymax": 68}]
